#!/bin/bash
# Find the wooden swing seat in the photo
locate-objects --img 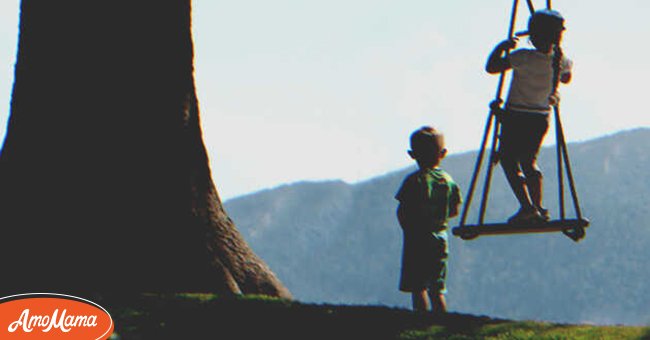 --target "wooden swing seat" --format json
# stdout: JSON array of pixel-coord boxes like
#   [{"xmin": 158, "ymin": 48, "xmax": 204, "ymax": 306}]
[{"xmin": 452, "ymin": 218, "xmax": 589, "ymax": 240}]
